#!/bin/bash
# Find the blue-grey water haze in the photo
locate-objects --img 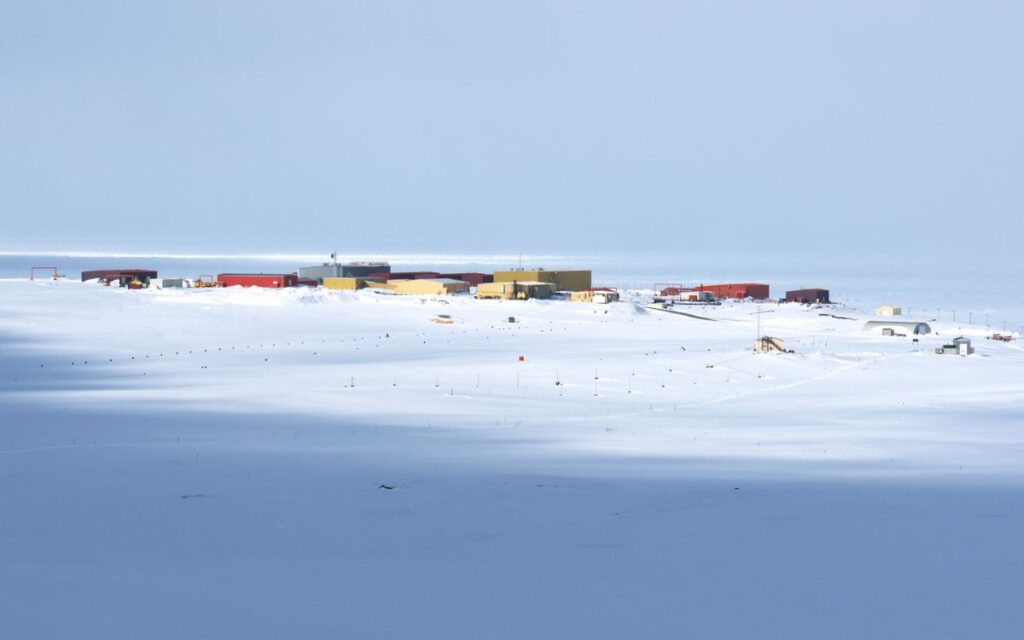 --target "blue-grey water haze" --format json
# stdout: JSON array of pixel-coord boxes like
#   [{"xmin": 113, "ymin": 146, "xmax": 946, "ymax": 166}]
[{"xmin": 2, "ymin": 1, "xmax": 1022, "ymax": 270}]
